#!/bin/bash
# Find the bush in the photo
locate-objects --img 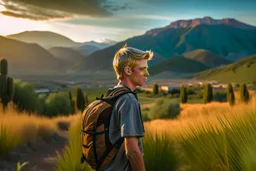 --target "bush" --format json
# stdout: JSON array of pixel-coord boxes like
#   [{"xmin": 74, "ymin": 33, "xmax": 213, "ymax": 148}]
[
  {"xmin": 180, "ymin": 85, "xmax": 187, "ymax": 104},
  {"xmin": 13, "ymin": 80, "xmax": 37, "ymax": 112},
  {"xmin": 226, "ymin": 84, "xmax": 235, "ymax": 106},
  {"xmin": 44, "ymin": 92, "xmax": 73, "ymax": 117},
  {"xmin": 213, "ymin": 91, "xmax": 227, "ymax": 102},
  {"xmin": 148, "ymin": 99, "xmax": 180, "ymax": 120}
]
